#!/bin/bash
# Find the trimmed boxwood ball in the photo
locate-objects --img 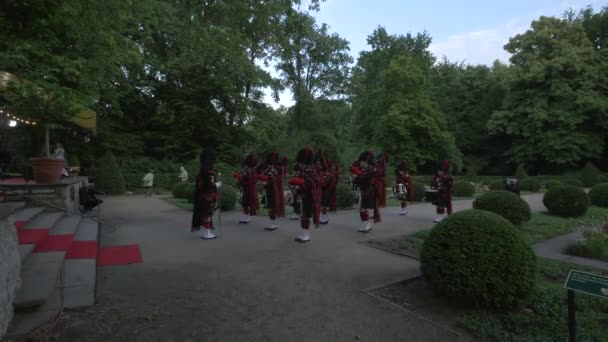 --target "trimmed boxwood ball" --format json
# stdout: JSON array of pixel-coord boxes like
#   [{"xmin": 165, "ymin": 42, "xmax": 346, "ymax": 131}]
[
  {"xmin": 452, "ymin": 182, "xmax": 475, "ymax": 197},
  {"xmin": 421, "ymin": 209, "xmax": 536, "ymax": 309},
  {"xmin": 543, "ymin": 185, "xmax": 589, "ymax": 217},
  {"xmin": 544, "ymin": 180, "xmax": 562, "ymax": 190},
  {"xmin": 588, "ymin": 183, "xmax": 608, "ymax": 207},
  {"xmin": 489, "ymin": 180, "xmax": 505, "ymax": 191},
  {"xmin": 172, "ymin": 182, "xmax": 188, "ymax": 198},
  {"xmin": 220, "ymin": 185, "xmax": 238, "ymax": 211},
  {"xmin": 473, "ymin": 190, "xmax": 531, "ymax": 225},
  {"xmin": 336, "ymin": 183, "xmax": 355, "ymax": 208},
  {"xmin": 413, "ymin": 182, "xmax": 425, "ymax": 201},
  {"xmin": 185, "ymin": 183, "xmax": 196, "ymax": 203},
  {"xmin": 519, "ymin": 178, "xmax": 540, "ymax": 192},
  {"xmin": 580, "ymin": 162, "xmax": 601, "ymax": 187},
  {"xmin": 563, "ymin": 178, "xmax": 583, "ymax": 187}
]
